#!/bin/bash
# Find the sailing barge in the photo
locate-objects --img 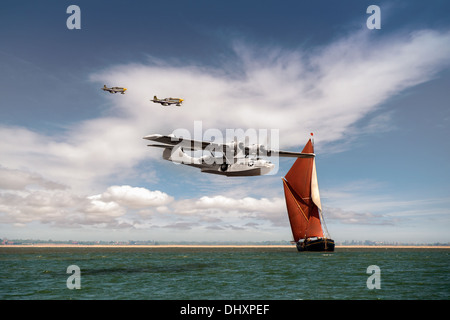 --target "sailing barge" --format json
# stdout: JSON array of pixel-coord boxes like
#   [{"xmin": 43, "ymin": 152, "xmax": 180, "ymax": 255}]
[{"xmin": 282, "ymin": 136, "xmax": 335, "ymax": 252}]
